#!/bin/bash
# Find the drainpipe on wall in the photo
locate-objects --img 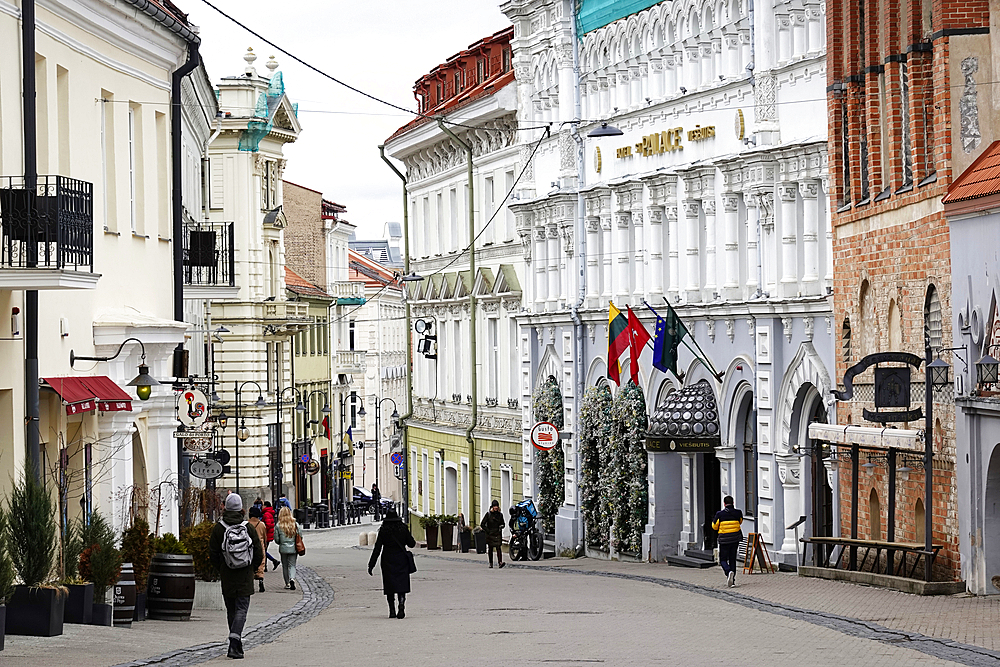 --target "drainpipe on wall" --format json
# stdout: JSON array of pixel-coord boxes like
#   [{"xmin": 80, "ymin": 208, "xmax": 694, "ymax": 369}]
[
  {"xmin": 378, "ymin": 145, "xmax": 412, "ymax": 523},
  {"xmin": 23, "ymin": 0, "xmax": 40, "ymax": 480},
  {"xmin": 437, "ymin": 119, "xmax": 477, "ymax": 517}
]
